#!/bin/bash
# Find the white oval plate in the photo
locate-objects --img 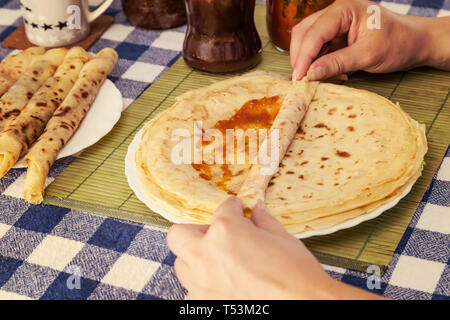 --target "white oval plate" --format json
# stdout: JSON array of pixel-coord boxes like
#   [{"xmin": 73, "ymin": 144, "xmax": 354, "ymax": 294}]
[
  {"xmin": 126, "ymin": 125, "xmax": 417, "ymax": 239},
  {"xmin": 14, "ymin": 79, "xmax": 123, "ymax": 168}
]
